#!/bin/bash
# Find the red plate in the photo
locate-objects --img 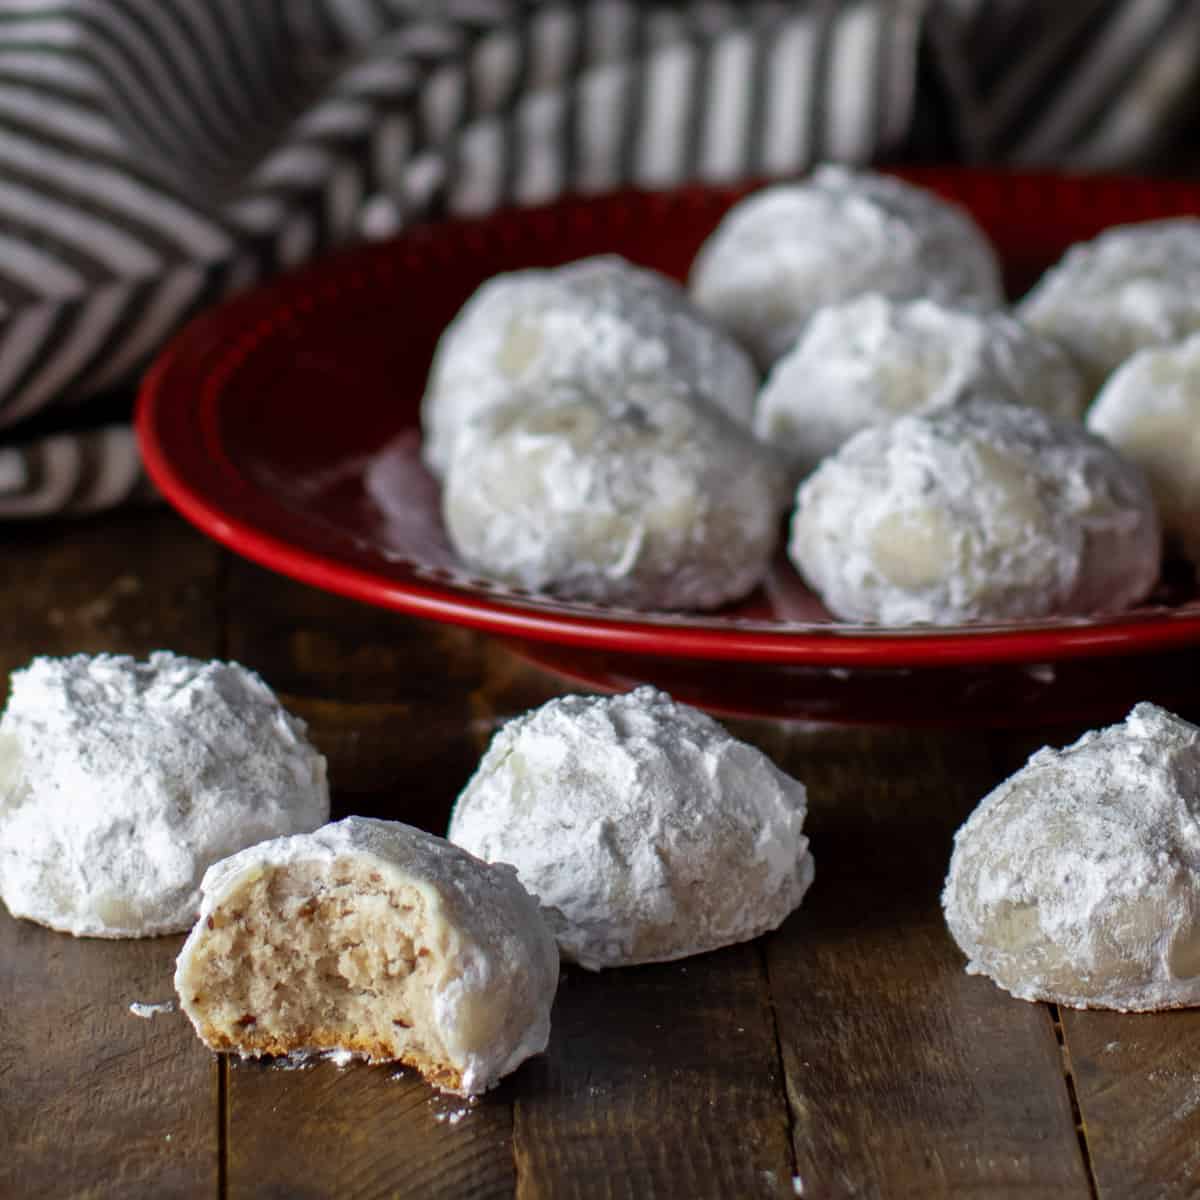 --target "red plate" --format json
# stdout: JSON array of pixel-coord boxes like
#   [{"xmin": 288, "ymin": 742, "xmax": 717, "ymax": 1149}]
[{"xmin": 137, "ymin": 168, "xmax": 1200, "ymax": 724}]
